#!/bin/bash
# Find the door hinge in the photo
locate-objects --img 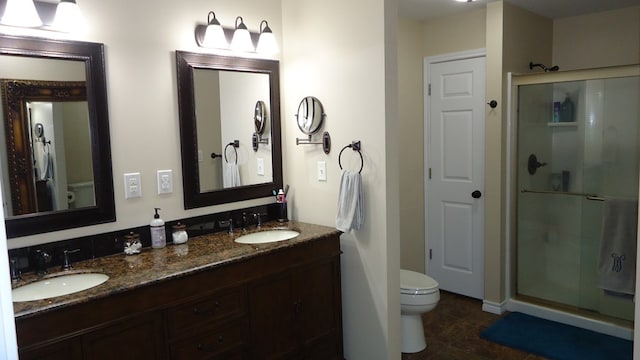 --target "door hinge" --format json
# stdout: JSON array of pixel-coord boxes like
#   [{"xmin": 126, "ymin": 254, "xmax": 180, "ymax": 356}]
[
  {"xmin": 428, "ymin": 168, "xmax": 432, "ymax": 179},
  {"xmin": 429, "ymin": 249, "xmax": 432, "ymax": 260},
  {"xmin": 428, "ymin": 83, "xmax": 431, "ymax": 96}
]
